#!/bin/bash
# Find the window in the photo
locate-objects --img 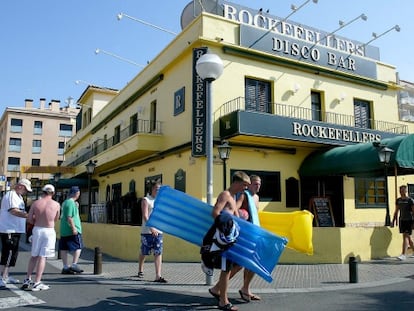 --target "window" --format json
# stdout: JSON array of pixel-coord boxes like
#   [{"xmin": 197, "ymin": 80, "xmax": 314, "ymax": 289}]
[
  {"xmin": 129, "ymin": 180, "xmax": 136, "ymax": 193},
  {"xmin": 130, "ymin": 113, "xmax": 138, "ymax": 135},
  {"xmin": 59, "ymin": 124, "xmax": 73, "ymax": 137},
  {"xmin": 34, "ymin": 121, "xmax": 43, "ymax": 134},
  {"xmin": 231, "ymin": 169, "xmax": 281, "ymax": 202},
  {"xmin": 9, "ymin": 138, "xmax": 21, "ymax": 152},
  {"xmin": 354, "ymin": 99, "xmax": 371, "ymax": 129},
  {"xmin": 7, "ymin": 157, "xmax": 20, "ymax": 172},
  {"xmin": 150, "ymin": 100, "xmax": 157, "ymax": 132},
  {"xmin": 76, "ymin": 111, "xmax": 82, "ymax": 132},
  {"xmin": 113, "ymin": 126, "xmax": 120, "ymax": 145},
  {"xmin": 245, "ymin": 78, "xmax": 271, "ymax": 113},
  {"xmin": 31, "ymin": 159, "xmax": 40, "ymax": 166},
  {"xmin": 408, "ymin": 184, "xmax": 414, "ymax": 198},
  {"xmin": 286, "ymin": 177, "xmax": 299, "ymax": 207},
  {"xmin": 82, "ymin": 108, "xmax": 92, "ymax": 129},
  {"xmin": 32, "ymin": 140, "xmax": 42, "ymax": 153},
  {"xmin": 58, "ymin": 141, "xmax": 65, "ymax": 155},
  {"xmin": 11, "ymin": 118, "xmax": 23, "ymax": 133},
  {"xmin": 355, "ymin": 177, "xmax": 386, "ymax": 208},
  {"xmin": 311, "ymin": 91, "xmax": 322, "ymax": 121},
  {"xmin": 103, "ymin": 134, "xmax": 108, "ymax": 150}
]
